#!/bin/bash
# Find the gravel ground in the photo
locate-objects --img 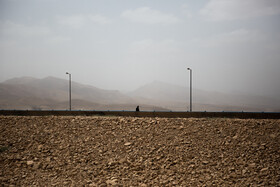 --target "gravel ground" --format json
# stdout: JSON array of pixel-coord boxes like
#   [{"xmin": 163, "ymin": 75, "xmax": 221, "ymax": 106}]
[{"xmin": 0, "ymin": 116, "xmax": 279, "ymax": 186}]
